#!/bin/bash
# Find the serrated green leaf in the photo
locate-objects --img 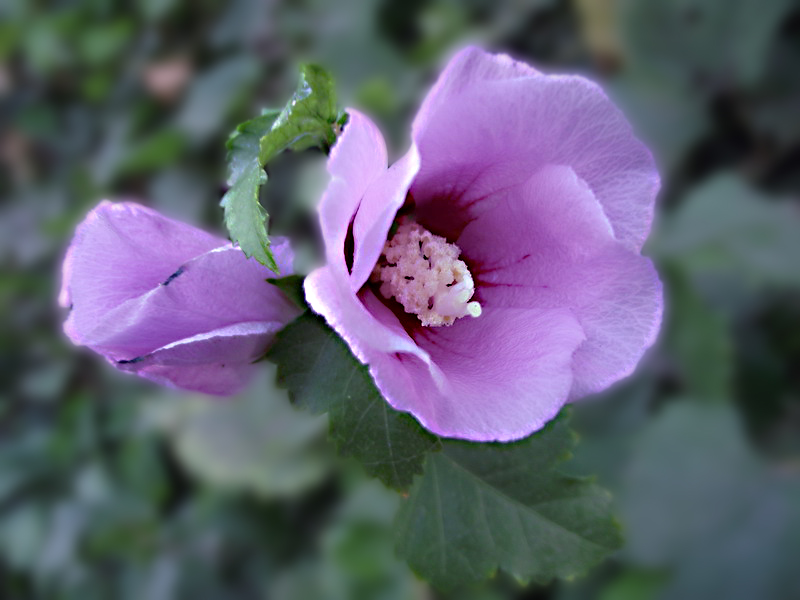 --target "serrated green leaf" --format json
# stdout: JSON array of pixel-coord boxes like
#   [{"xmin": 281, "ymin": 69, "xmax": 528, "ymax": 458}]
[
  {"xmin": 258, "ymin": 64, "xmax": 340, "ymax": 164},
  {"xmin": 267, "ymin": 312, "xmax": 440, "ymax": 491},
  {"xmin": 394, "ymin": 415, "xmax": 623, "ymax": 591},
  {"xmin": 220, "ymin": 110, "xmax": 282, "ymax": 273},
  {"xmin": 222, "ymin": 64, "xmax": 340, "ymax": 275},
  {"xmin": 267, "ymin": 275, "xmax": 307, "ymax": 309},
  {"xmin": 268, "ymin": 315, "xmax": 622, "ymax": 588}
]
